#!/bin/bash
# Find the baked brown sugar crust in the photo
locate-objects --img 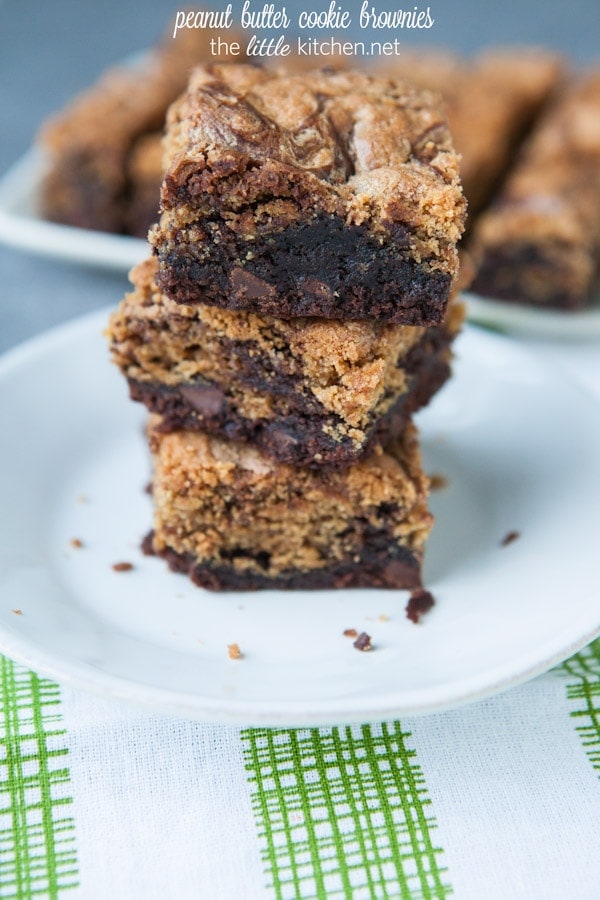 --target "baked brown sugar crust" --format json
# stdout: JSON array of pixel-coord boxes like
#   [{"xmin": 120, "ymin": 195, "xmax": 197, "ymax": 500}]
[
  {"xmin": 145, "ymin": 421, "xmax": 432, "ymax": 591},
  {"xmin": 150, "ymin": 64, "xmax": 466, "ymax": 324},
  {"xmin": 38, "ymin": 27, "xmax": 232, "ymax": 233},
  {"xmin": 470, "ymin": 69, "xmax": 600, "ymax": 309},
  {"xmin": 382, "ymin": 47, "xmax": 564, "ymax": 218},
  {"xmin": 108, "ymin": 258, "xmax": 463, "ymax": 466}
]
